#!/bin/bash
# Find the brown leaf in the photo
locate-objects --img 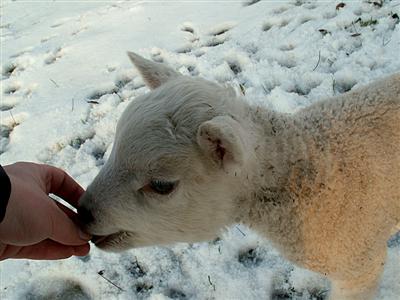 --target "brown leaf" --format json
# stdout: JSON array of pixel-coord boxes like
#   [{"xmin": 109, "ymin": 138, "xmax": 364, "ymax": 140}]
[
  {"xmin": 319, "ymin": 29, "xmax": 330, "ymax": 36},
  {"xmin": 336, "ymin": 3, "xmax": 346, "ymax": 10}
]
